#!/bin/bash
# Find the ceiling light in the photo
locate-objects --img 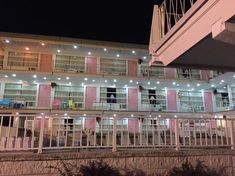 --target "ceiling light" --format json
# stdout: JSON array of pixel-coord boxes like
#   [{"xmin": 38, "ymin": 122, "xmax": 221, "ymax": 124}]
[
  {"xmin": 57, "ymin": 77, "xmax": 61, "ymax": 80},
  {"xmin": 105, "ymin": 80, "xmax": 107, "ymax": 83},
  {"xmin": 136, "ymin": 82, "xmax": 139, "ymax": 84},
  {"xmin": 130, "ymin": 80, "xmax": 133, "ymax": 83},
  {"xmin": 158, "ymin": 115, "xmax": 161, "ymax": 118},
  {"xmin": 92, "ymin": 79, "xmax": 95, "ymax": 82},
  {"xmin": 221, "ymin": 80, "xmax": 224, "ymax": 83},
  {"xmin": 73, "ymin": 45, "xmax": 77, "ymax": 49},
  {"xmin": 131, "ymin": 114, "xmax": 134, "ymax": 117},
  {"xmin": 233, "ymin": 75, "xmax": 235, "ymax": 78},
  {"xmin": 114, "ymin": 79, "xmax": 117, "ymax": 82},
  {"xmin": 132, "ymin": 50, "xmax": 135, "ymax": 54},
  {"xmin": 148, "ymin": 81, "xmax": 150, "ymax": 85},
  {"xmin": 174, "ymin": 115, "xmax": 177, "ymax": 118},
  {"xmin": 116, "ymin": 54, "xmax": 120, "ymax": 57},
  {"xmin": 172, "ymin": 82, "xmax": 176, "ymax": 85},
  {"xmin": 57, "ymin": 49, "xmax": 61, "ymax": 53},
  {"xmin": 5, "ymin": 39, "xmax": 10, "ymax": 43},
  {"xmin": 25, "ymin": 47, "xmax": 29, "ymax": 51},
  {"xmin": 83, "ymin": 114, "xmax": 87, "ymax": 116},
  {"xmin": 16, "ymin": 112, "xmax": 19, "ymax": 115},
  {"xmin": 143, "ymin": 56, "xmax": 147, "ymax": 60},
  {"xmin": 12, "ymin": 74, "xmax": 16, "ymax": 77},
  {"xmin": 177, "ymin": 84, "xmax": 180, "ymax": 86},
  {"xmin": 4, "ymin": 75, "xmax": 8, "ymax": 78},
  {"xmin": 64, "ymin": 113, "xmax": 67, "ymax": 116},
  {"xmin": 66, "ymin": 77, "xmax": 70, "ymax": 80},
  {"xmin": 43, "ymin": 77, "xmax": 47, "ymax": 80},
  {"xmin": 187, "ymin": 84, "xmax": 190, "ymax": 87},
  {"xmin": 84, "ymin": 77, "xmax": 88, "ymax": 81},
  {"xmin": 88, "ymin": 52, "xmax": 91, "ymax": 55},
  {"xmin": 156, "ymin": 81, "xmax": 160, "ymax": 84},
  {"xmin": 41, "ymin": 43, "xmax": 45, "ymax": 46},
  {"xmin": 33, "ymin": 75, "xmax": 37, "ymax": 78},
  {"xmin": 211, "ymin": 84, "xmax": 215, "ymax": 87},
  {"xmin": 104, "ymin": 48, "xmax": 107, "ymax": 51},
  {"xmin": 197, "ymin": 83, "xmax": 200, "ymax": 86}
]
